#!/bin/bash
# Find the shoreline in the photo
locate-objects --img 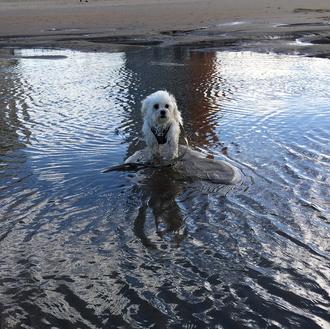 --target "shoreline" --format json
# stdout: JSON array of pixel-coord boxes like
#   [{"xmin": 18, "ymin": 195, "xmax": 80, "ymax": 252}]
[{"xmin": 0, "ymin": 0, "xmax": 329, "ymax": 57}]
